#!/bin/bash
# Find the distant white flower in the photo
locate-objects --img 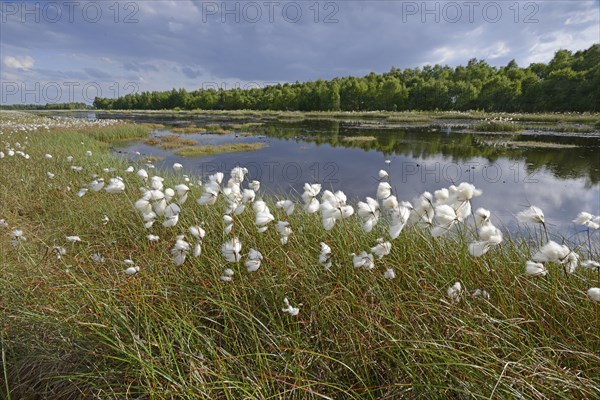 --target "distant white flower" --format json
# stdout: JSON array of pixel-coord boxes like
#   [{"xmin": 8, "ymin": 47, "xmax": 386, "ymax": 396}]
[
  {"xmin": 525, "ymin": 260, "xmax": 547, "ymax": 276},
  {"xmin": 447, "ymin": 282, "xmax": 462, "ymax": 303},
  {"xmin": 384, "ymin": 268, "xmax": 396, "ymax": 279},
  {"xmin": 319, "ymin": 242, "xmax": 332, "ymax": 269},
  {"xmin": 125, "ymin": 166, "xmax": 134, "ymax": 173},
  {"xmin": 581, "ymin": 260, "xmax": 600, "ymax": 271},
  {"xmin": 220, "ymin": 268, "xmax": 235, "ymax": 282},
  {"xmin": 276, "ymin": 199, "xmax": 295, "ymax": 216},
  {"xmin": 352, "ymin": 251, "xmax": 375, "ymax": 270},
  {"xmin": 77, "ymin": 188, "xmax": 88, "ymax": 197},
  {"xmin": 245, "ymin": 248, "xmax": 263, "ymax": 272},
  {"xmin": 91, "ymin": 179, "xmax": 105, "ymax": 192},
  {"xmin": 517, "ymin": 206, "xmax": 545, "ymax": 225},
  {"xmin": 105, "ymin": 177, "xmax": 125, "ymax": 194},
  {"xmin": 189, "ymin": 225, "xmax": 205, "ymax": 240},
  {"xmin": 301, "ymin": 183, "xmax": 321, "ymax": 213},
  {"xmin": 125, "ymin": 265, "xmax": 140, "ymax": 275},
  {"xmin": 197, "ymin": 181, "xmax": 220, "ymax": 205},
  {"xmin": 221, "ymin": 237, "xmax": 242, "ymax": 263},
  {"xmin": 249, "ymin": 180, "xmax": 260, "ymax": 192},
  {"xmin": 378, "ymin": 169, "xmax": 389, "ymax": 180},
  {"xmin": 66, "ymin": 155, "xmax": 74, "ymax": 162},
  {"xmin": 431, "ymin": 204, "xmax": 458, "ymax": 237},
  {"xmin": 254, "ymin": 200, "xmax": 275, "ymax": 230},
  {"xmin": 0, "ymin": 219, "xmax": 8, "ymax": 228},
  {"xmin": 47, "ymin": 172, "xmax": 55, "ymax": 179},
  {"xmin": 468, "ymin": 224, "xmax": 503, "ymax": 257},
  {"xmin": 137, "ymin": 169, "xmax": 149, "ymax": 181},
  {"xmin": 573, "ymin": 212, "xmax": 600, "ymax": 230},
  {"xmin": 275, "ymin": 221, "xmax": 292, "ymax": 245},
  {"xmin": 173, "ymin": 163, "xmax": 183, "ymax": 171},
  {"xmin": 66, "ymin": 235, "xmax": 81, "ymax": 243},
  {"xmin": 91, "ymin": 253, "xmax": 105, "ymax": 263},
  {"xmin": 532, "ymin": 241, "xmax": 574, "ymax": 268},
  {"xmin": 587, "ymin": 288, "xmax": 600, "ymax": 302},
  {"xmin": 174, "ymin": 184, "xmax": 190, "ymax": 204},
  {"xmin": 357, "ymin": 197, "xmax": 380, "ymax": 233},
  {"xmin": 371, "ymin": 238, "xmax": 392, "ymax": 259},
  {"xmin": 85, "ymin": 151, "xmax": 92, "ymax": 157},
  {"xmin": 471, "ymin": 289, "xmax": 490, "ymax": 300},
  {"xmin": 171, "ymin": 237, "xmax": 191, "ymax": 266},
  {"xmin": 147, "ymin": 234, "xmax": 159, "ymax": 242},
  {"xmin": 52, "ymin": 246, "xmax": 66, "ymax": 259},
  {"xmin": 384, "ymin": 159, "xmax": 391, "ymax": 165},
  {"xmin": 319, "ymin": 190, "xmax": 353, "ymax": 230},
  {"xmin": 453, "ymin": 182, "xmax": 482, "ymax": 202},
  {"xmin": 101, "ymin": 215, "xmax": 110, "ymax": 225},
  {"xmin": 474, "ymin": 208, "xmax": 491, "ymax": 227},
  {"xmin": 282, "ymin": 297, "xmax": 299, "ymax": 316}
]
